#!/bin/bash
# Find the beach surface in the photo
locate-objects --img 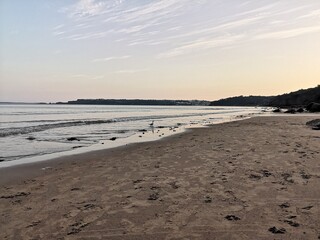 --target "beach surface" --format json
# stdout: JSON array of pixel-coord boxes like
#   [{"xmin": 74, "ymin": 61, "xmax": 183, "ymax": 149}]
[{"xmin": 0, "ymin": 116, "xmax": 319, "ymax": 239}]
